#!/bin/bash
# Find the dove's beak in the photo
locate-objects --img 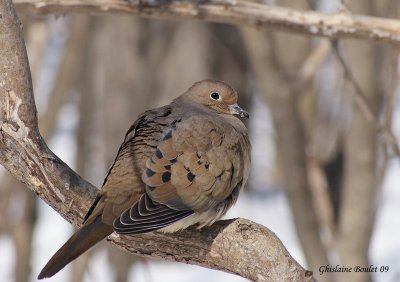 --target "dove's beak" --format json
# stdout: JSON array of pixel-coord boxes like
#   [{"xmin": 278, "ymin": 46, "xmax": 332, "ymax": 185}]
[{"xmin": 230, "ymin": 104, "xmax": 249, "ymax": 119}]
